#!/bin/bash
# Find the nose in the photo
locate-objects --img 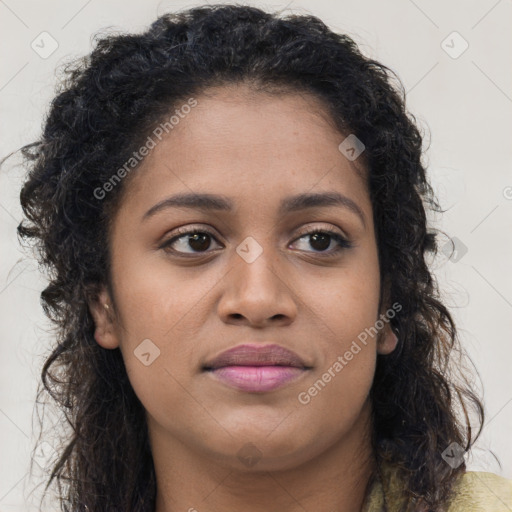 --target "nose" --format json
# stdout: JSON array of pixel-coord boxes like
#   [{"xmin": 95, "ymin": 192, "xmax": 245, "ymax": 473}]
[{"xmin": 217, "ymin": 244, "xmax": 298, "ymax": 328}]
